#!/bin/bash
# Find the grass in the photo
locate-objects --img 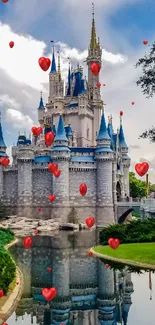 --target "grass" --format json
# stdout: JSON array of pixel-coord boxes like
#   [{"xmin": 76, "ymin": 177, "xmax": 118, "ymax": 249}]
[
  {"xmin": 0, "ymin": 228, "xmax": 14, "ymax": 249},
  {"xmin": 93, "ymin": 243, "xmax": 155, "ymax": 266}
]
